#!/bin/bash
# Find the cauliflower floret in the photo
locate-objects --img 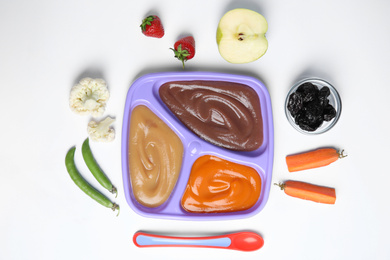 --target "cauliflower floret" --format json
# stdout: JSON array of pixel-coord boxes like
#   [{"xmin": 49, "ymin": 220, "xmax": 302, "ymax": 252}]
[
  {"xmin": 87, "ymin": 116, "xmax": 115, "ymax": 142},
  {"xmin": 69, "ymin": 77, "xmax": 110, "ymax": 117}
]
